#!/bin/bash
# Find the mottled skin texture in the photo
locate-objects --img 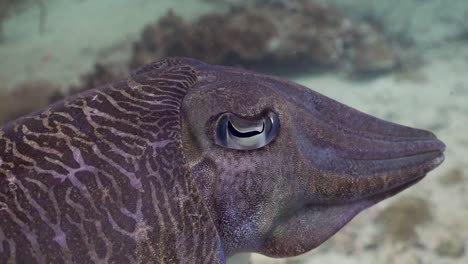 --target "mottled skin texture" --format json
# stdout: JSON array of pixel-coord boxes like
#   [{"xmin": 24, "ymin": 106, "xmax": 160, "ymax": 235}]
[{"xmin": 0, "ymin": 58, "xmax": 444, "ymax": 263}]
